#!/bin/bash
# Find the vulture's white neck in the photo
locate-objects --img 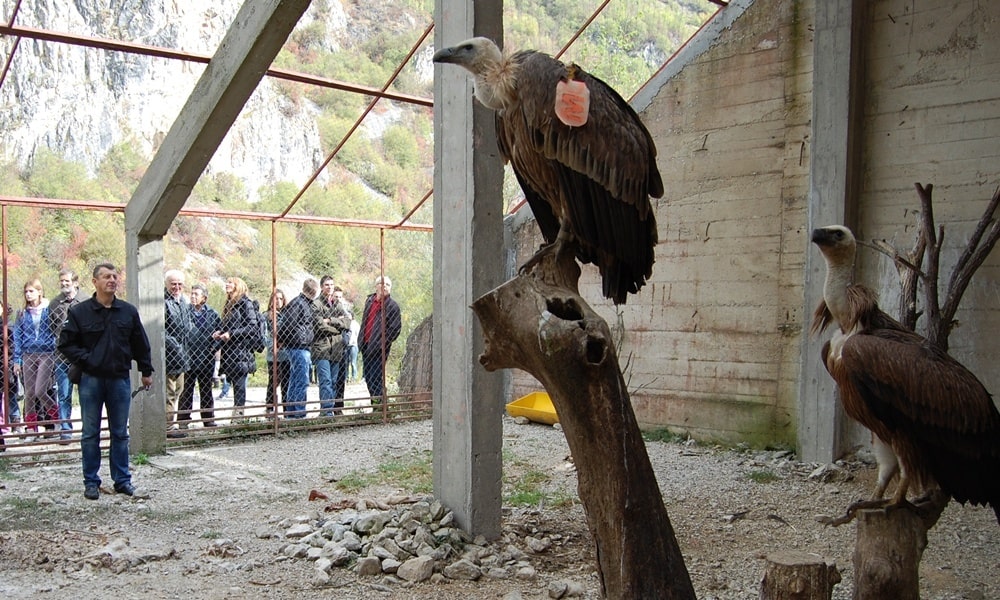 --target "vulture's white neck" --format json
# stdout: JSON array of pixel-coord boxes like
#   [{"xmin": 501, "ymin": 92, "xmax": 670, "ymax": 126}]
[
  {"xmin": 822, "ymin": 257, "xmax": 855, "ymax": 330},
  {"xmin": 473, "ymin": 54, "xmax": 517, "ymax": 111}
]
